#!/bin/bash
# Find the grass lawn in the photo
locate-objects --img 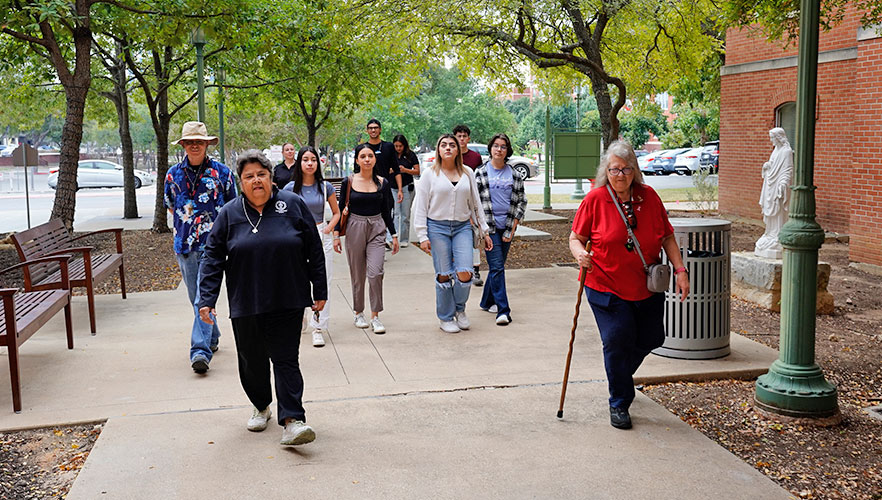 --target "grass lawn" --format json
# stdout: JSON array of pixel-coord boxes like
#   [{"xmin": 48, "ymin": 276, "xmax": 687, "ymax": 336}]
[{"xmin": 526, "ymin": 187, "xmax": 709, "ymax": 205}]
